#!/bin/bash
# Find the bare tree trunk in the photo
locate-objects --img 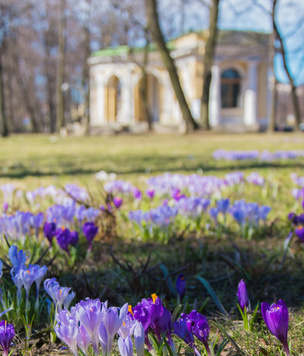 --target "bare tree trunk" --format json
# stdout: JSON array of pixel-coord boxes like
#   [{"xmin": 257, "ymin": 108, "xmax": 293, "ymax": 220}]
[
  {"xmin": 269, "ymin": 76, "xmax": 278, "ymax": 132},
  {"xmin": 15, "ymin": 63, "xmax": 40, "ymax": 133},
  {"xmin": 272, "ymin": 0, "xmax": 301, "ymax": 129},
  {"xmin": 145, "ymin": 0, "xmax": 198, "ymax": 132},
  {"xmin": 82, "ymin": 24, "xmax": 91, "ymax": 135},
  {"xmin": 7, "ymin": 53, "xmax": 14, "ymax": 132},
  {"xmin": 200, "ymin": 0, "xmax": 220, "ymax": 130},
  {"xmin": 0, "ymin": 48, "xmax": 9, "ymax": 137},
  {"xmin": 139, "ymin": 28, "xmax": 153, "ymax": 130},
  {"xmin": 56, "ymin": 0, "xmax": 66, "ymax": 132},
  {"xmin": 268, "ymin": 28, "xmax": 277, "ymax": 132}
]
